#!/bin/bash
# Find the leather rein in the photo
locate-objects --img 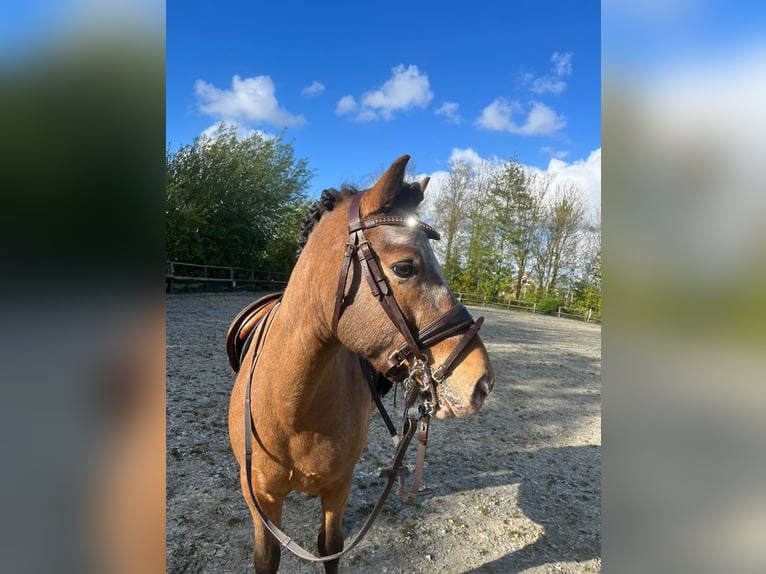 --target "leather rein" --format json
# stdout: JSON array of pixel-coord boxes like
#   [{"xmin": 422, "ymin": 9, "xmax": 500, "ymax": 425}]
[{"xmin": 240, "ymin": 189, "xmax": 484, "ymax": 563}]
